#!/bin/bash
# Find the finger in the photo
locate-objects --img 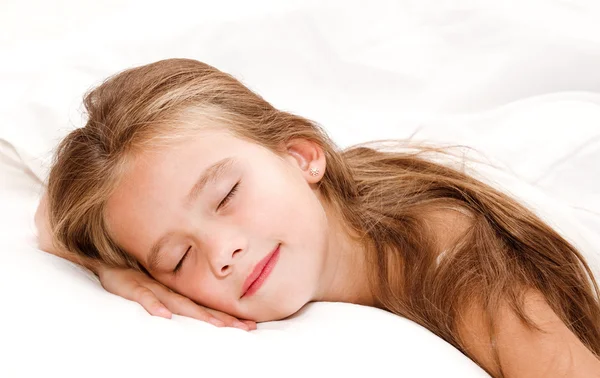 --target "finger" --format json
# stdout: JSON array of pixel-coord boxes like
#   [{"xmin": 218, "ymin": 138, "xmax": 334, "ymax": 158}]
[
  {"xmin": 206, "ymin": 309, "xmax": 247, "ymax": 329},
  {"xmin": 133, "ymin": 286, "xmax": 172, "ymax": 319},
  {"xmin": 241, "ymin": 320, "xmax": 258, "ymax": 330},
  {"xmin": 144, "ymin": 284, "xmax": 225, "ymax": 326},
  {"xmin": 144, "ymin": 283, "xmax": 231, "ymax": 329},
  {"xmin": 206, "ymin": 309, "xmax": 250, "ymax": 331},
  {"xmin": 159, "ymin": 294, "xmax": 224, "ymax": 327}
]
